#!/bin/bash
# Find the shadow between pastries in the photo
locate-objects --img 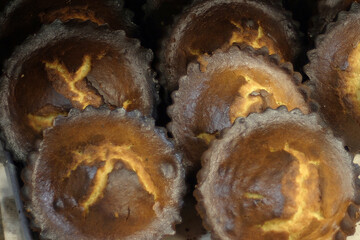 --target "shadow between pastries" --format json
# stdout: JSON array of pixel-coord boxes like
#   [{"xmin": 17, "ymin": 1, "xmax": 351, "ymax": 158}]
[
  {"xmin": 167, "ymin": 45, "xmax": 311, "ymax": 171},
  {"xmin": 305, "ymin": 2, "xmax": 360, "ymax": 154},
  {"xmin": 159, "ymin": 0, "xmax": 302, "ymax": 92},
  {"xmin": 195, "ymin": 107, "xmax": 360, "ymax": 240},
  {"xmin": 0, "ymin": 20, "xmax": 158, "ymax": 161},
  {"xmin": 21, "ymin": 107, "xmax": 185, "ymax": 240}
]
